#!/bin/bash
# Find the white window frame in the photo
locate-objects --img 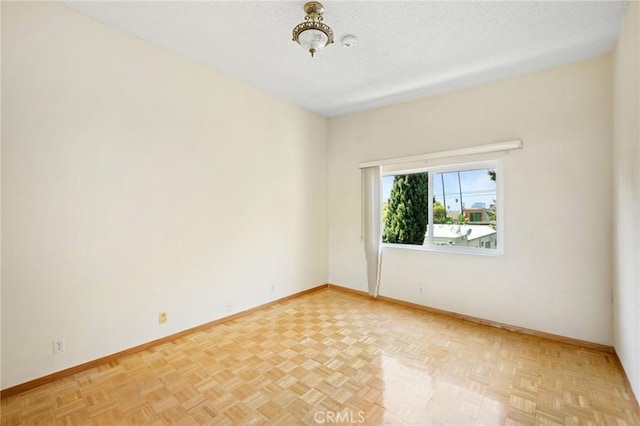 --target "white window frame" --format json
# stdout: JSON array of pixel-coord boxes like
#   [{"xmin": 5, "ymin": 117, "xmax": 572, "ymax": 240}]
[{"xmin": 381, "ymin": 159, "xmax": 504, "ymax": 256}]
